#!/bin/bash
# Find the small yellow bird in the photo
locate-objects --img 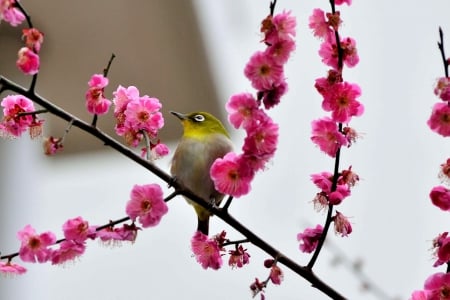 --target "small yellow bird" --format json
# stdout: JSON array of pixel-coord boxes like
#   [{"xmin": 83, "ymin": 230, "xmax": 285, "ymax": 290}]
[{"xmin": 170, "ymin": 111, "xmax": 233, "ymax": 235}]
